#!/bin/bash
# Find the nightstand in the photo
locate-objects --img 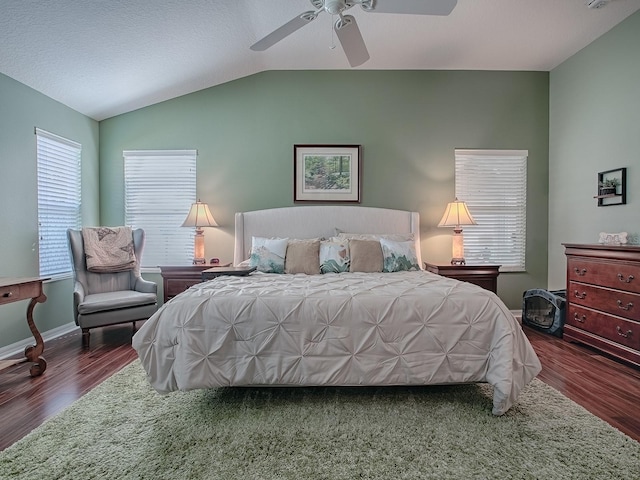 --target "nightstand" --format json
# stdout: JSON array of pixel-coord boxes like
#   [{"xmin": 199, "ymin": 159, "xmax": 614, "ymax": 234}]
[
  {"xmin": 159, "ymin": 264, "xmax": 228, "ymax": 303},
  {"xmin": 424, "ymin": 263, "xmax": 500, "ymax": 294},
  {"xmin": 201, "ymin": 266, "xmax": 257, "ymax": 281}
]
